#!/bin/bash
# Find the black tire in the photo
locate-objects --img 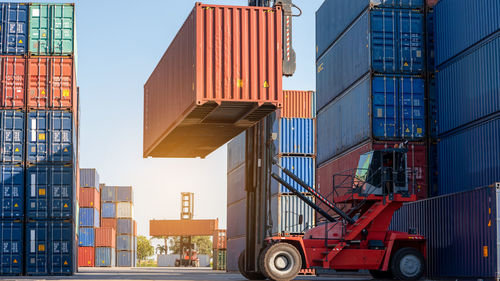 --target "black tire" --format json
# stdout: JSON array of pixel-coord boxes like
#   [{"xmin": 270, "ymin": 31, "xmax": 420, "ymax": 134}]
[
  {"xmin": 390, "ymin": 247, "xmax": 425, "ymax": 280},
  {"xmin": 259, "ymin": 243, "xmax": 302, "ymax": 281},
  {"xmin": 369, "ymin": 269, "xmax": 393, "ymax": 280},
  {"xmin": 238, "ymin": 250, "xmax": 267, "ymax": 280}
]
